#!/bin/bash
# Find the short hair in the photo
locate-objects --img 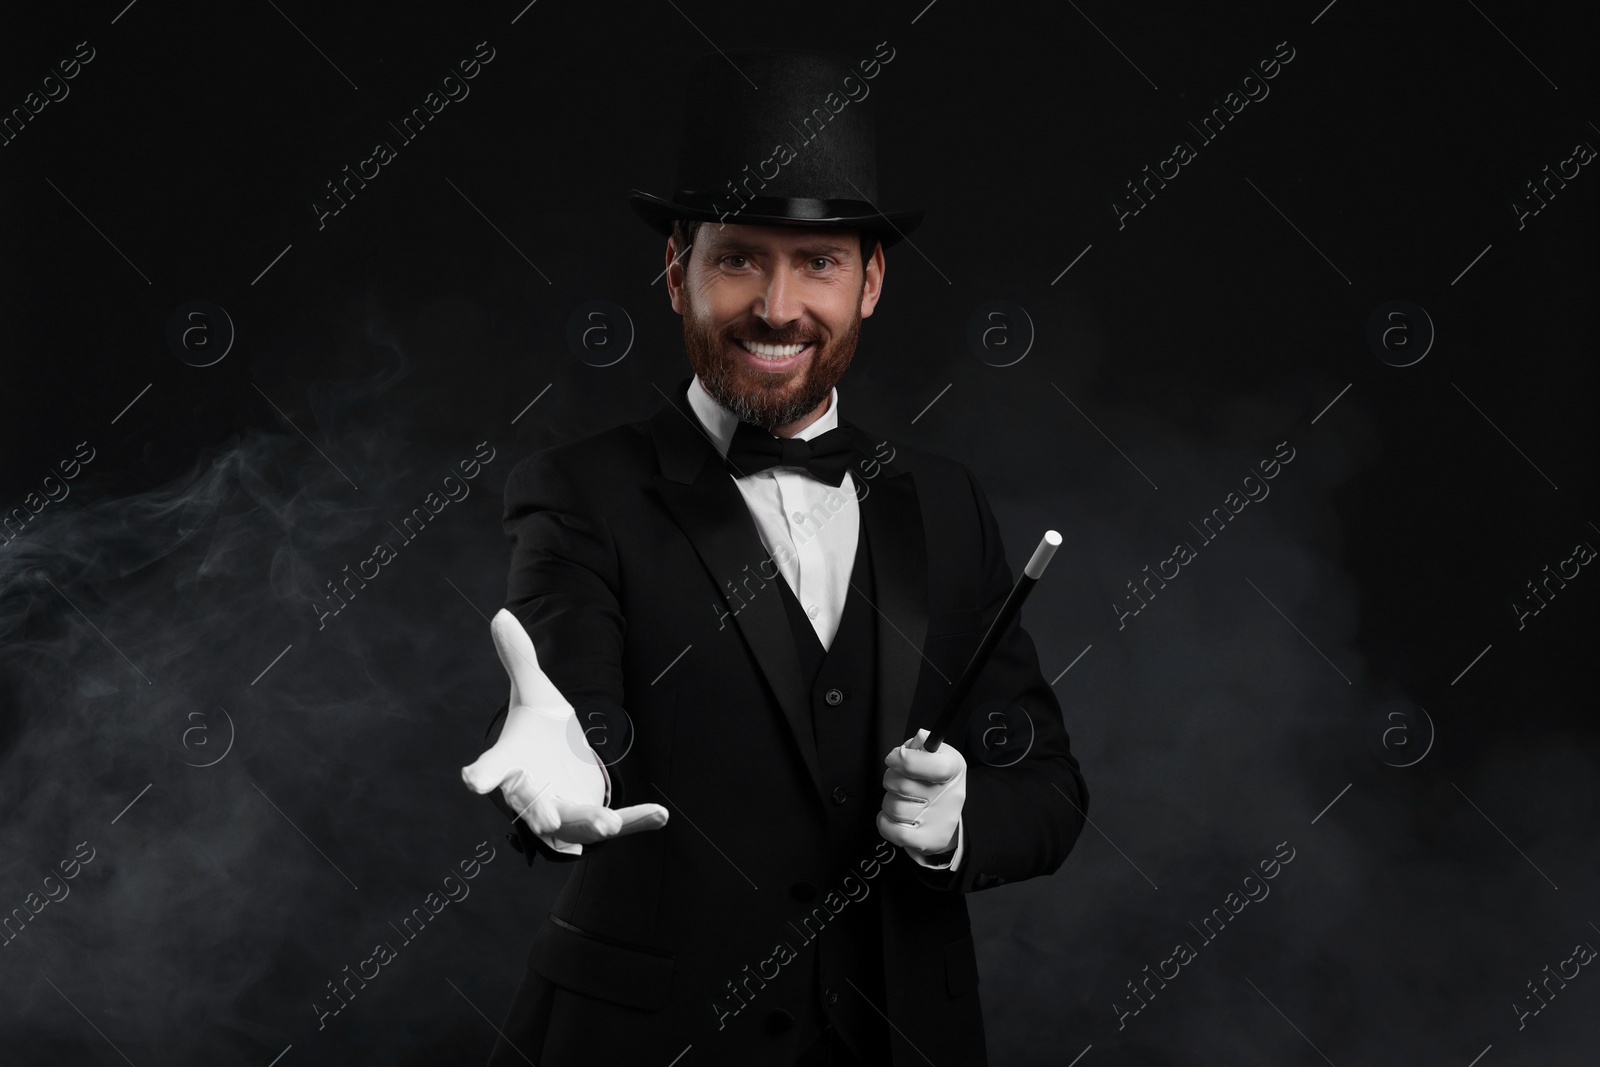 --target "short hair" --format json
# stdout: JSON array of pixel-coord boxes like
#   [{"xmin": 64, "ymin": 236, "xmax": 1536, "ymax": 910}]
[{"xmin": 670, "ymin": 218, "xmax": 880, "ymax": 266}]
